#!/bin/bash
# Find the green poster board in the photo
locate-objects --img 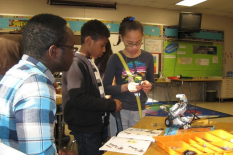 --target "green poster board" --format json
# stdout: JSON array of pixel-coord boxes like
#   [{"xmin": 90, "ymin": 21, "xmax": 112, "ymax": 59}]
[{"xmin": 163, "ymin": 41, "xmax": 222, "ymax": 77}]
